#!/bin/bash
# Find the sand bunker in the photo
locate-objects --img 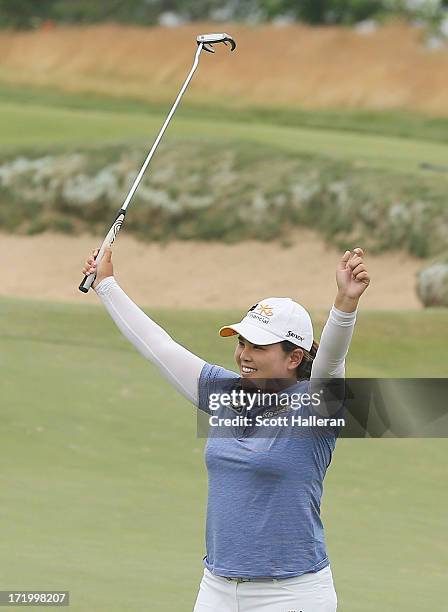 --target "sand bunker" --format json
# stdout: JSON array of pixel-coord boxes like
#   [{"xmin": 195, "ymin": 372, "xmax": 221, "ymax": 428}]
[{"xmin": 0, "ymin": 230, "xmax": 422, "ymax": 310}]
